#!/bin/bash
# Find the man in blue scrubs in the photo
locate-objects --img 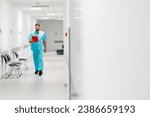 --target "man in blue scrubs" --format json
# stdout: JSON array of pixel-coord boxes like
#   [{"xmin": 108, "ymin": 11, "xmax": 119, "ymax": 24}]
[{"xmin": 28, "ymin": 23, "xmax": 47, "ymax": 76}]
